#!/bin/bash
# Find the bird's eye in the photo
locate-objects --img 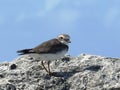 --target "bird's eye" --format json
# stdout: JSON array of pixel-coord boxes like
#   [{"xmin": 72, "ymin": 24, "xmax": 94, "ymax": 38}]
[{"xmin": 60, "ymin": 37, "xmax": 63, "ymax": 40}]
